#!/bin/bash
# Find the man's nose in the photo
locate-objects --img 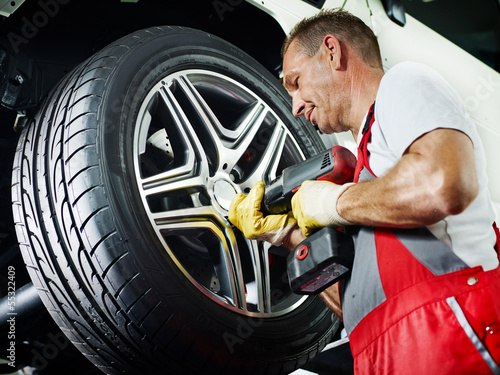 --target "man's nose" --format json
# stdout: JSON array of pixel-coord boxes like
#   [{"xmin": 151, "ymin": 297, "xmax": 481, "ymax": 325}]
[{"xmin": 292, "ymin": 94, "xmax": 305, "ymax": 117}]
